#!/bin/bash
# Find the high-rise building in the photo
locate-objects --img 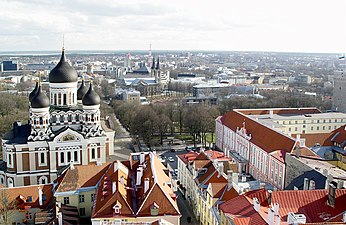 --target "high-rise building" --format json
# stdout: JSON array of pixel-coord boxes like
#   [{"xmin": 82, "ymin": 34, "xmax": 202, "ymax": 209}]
[
  {"xmin": 1, "ymin": 60, "xmax": 18, "ymax": 72},
  {"xmin": 0, "ymin": 49, "xmax": 115, "ymax": 187}
]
